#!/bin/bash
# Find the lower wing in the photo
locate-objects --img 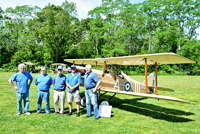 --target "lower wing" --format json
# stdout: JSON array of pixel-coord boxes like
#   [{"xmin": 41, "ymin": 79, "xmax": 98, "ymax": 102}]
[
  {"xmin": 102, "ymin": 89, "xmax": 192, "ymax": 104},
  {"xmin": 148, "ymin": 86, "xmax": 174, "ymax": 92}
]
